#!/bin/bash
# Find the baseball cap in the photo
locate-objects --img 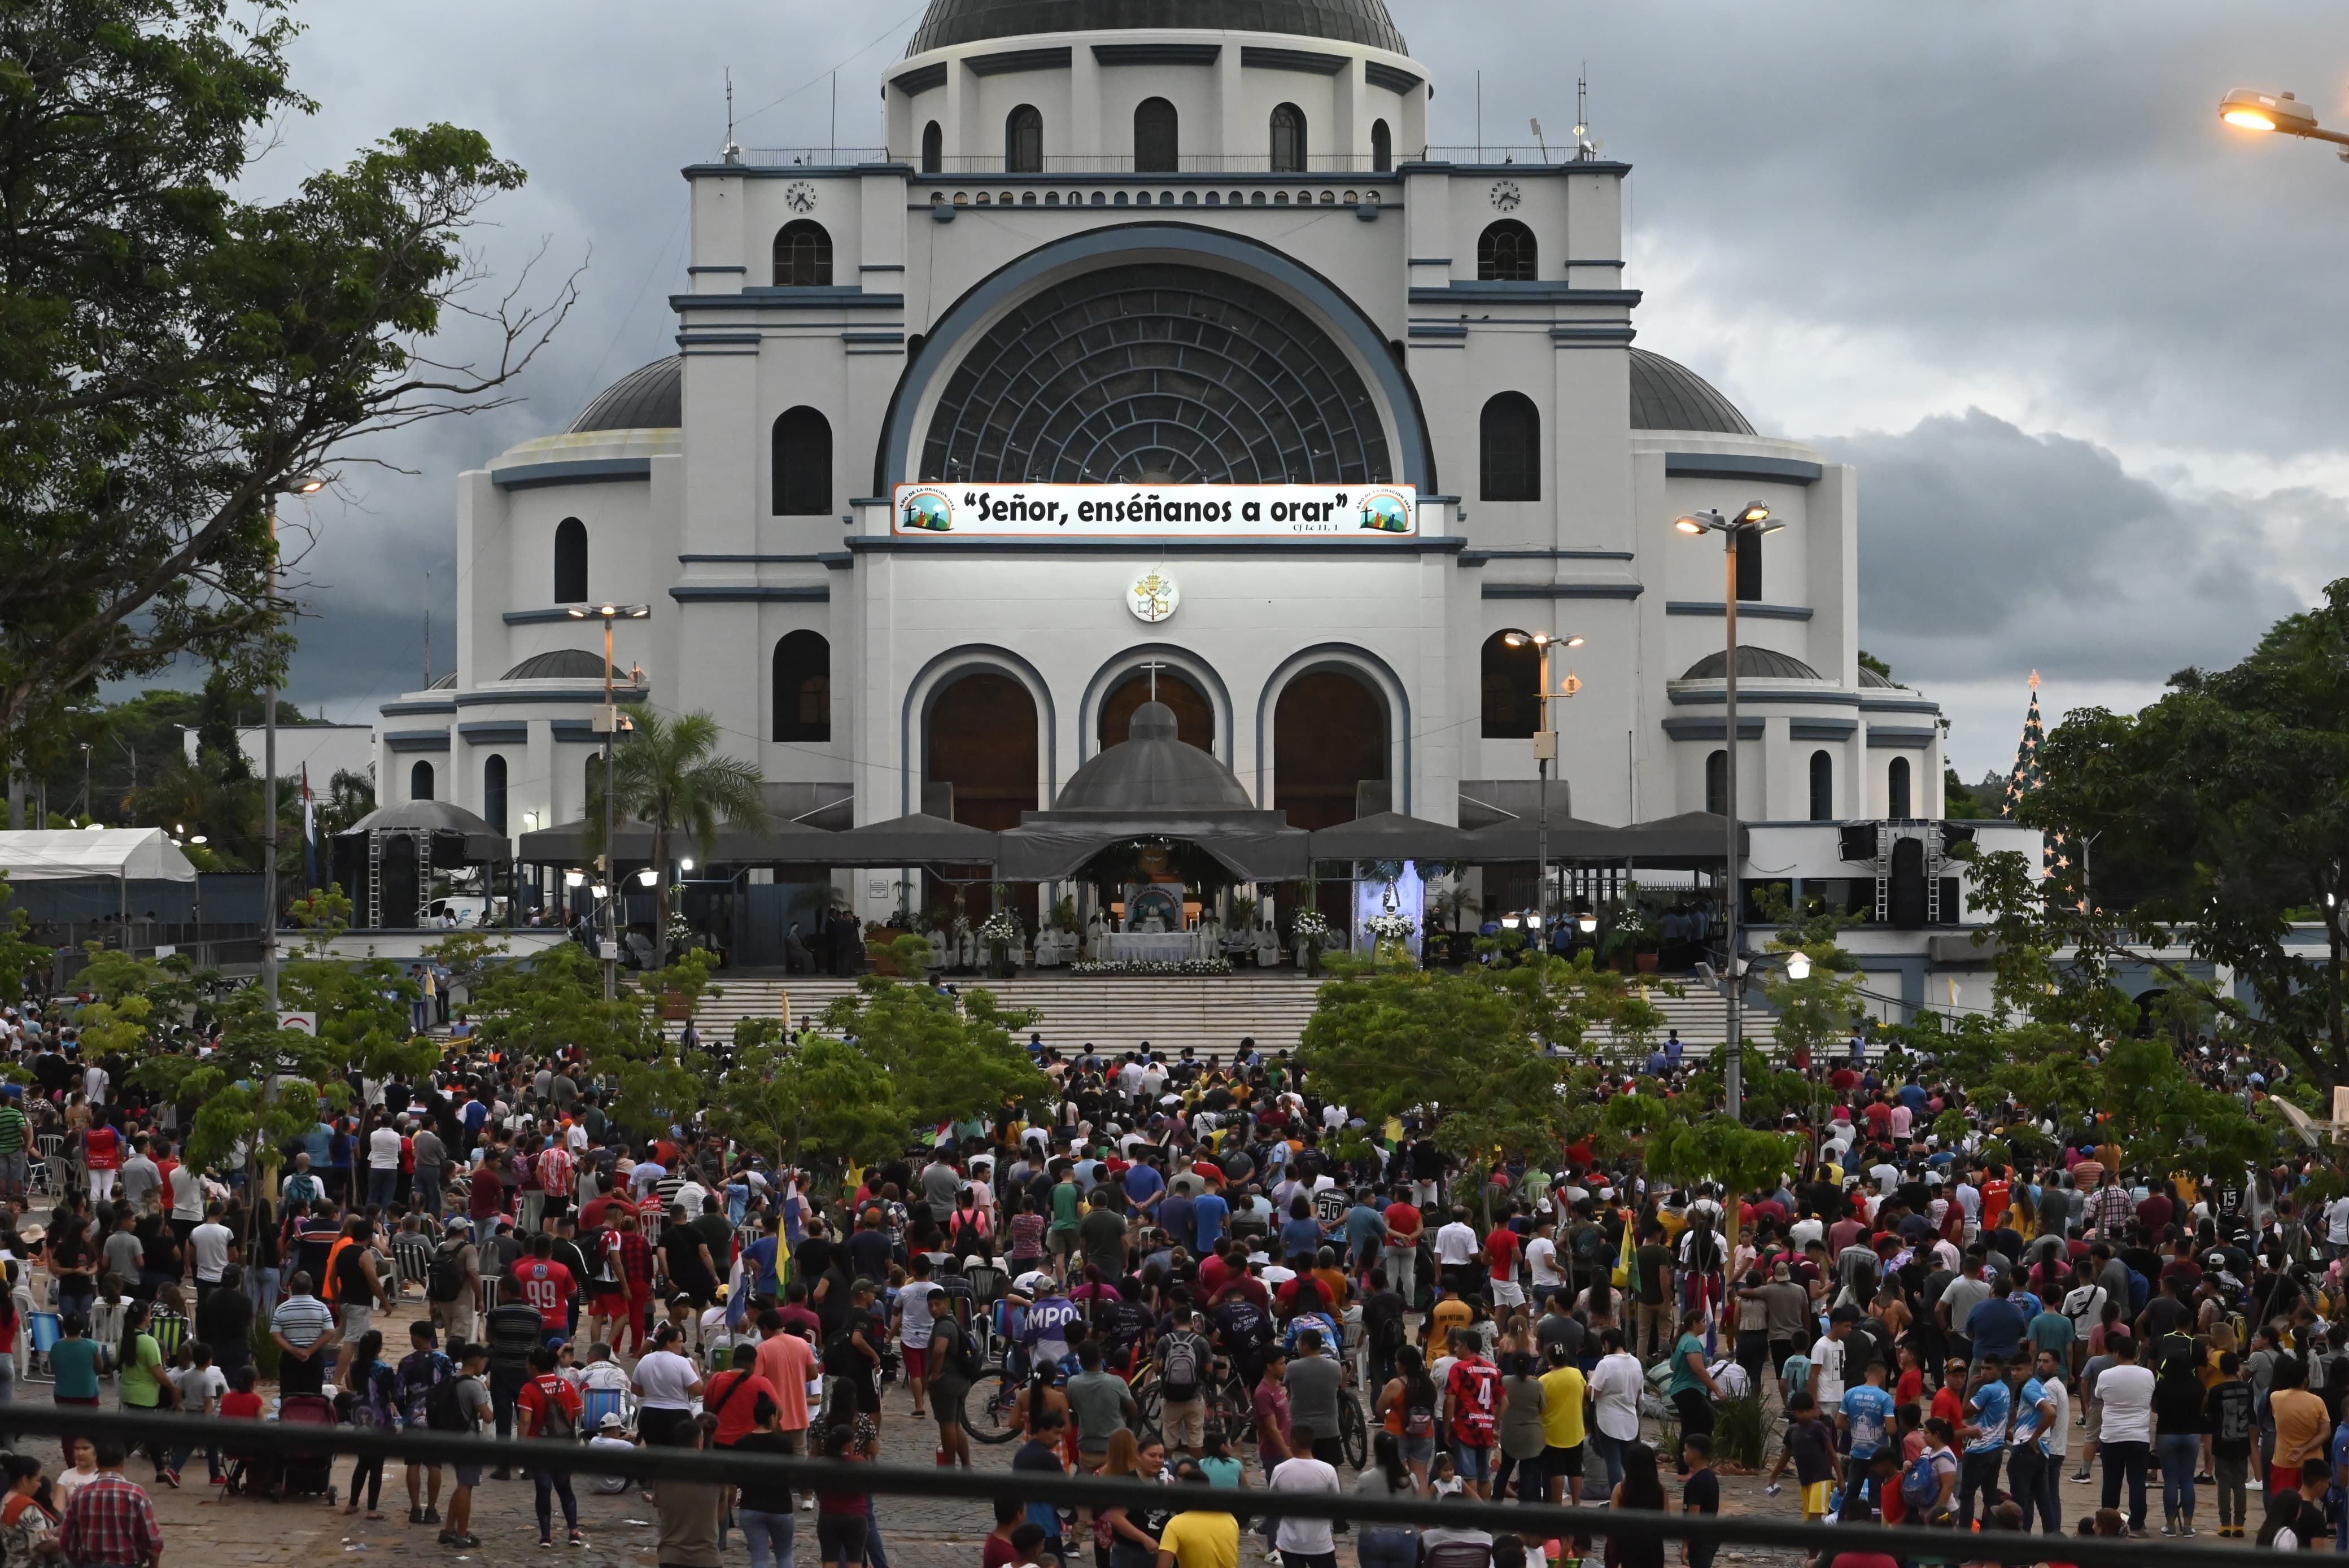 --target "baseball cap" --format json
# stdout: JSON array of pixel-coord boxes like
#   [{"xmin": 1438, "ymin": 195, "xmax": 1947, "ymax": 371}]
[{"xmin": 599, "ymin": 1412, "xmax": 626, "ymax": 1431}]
